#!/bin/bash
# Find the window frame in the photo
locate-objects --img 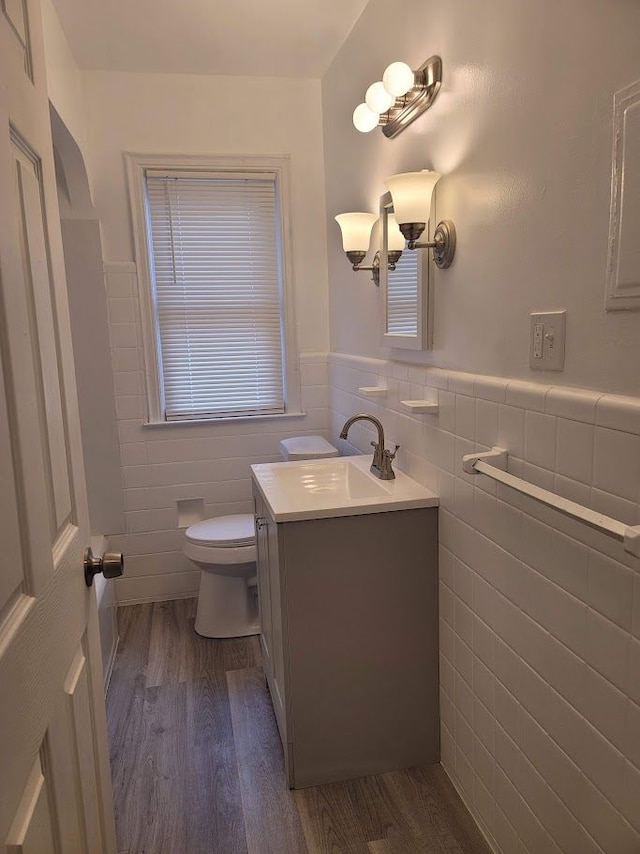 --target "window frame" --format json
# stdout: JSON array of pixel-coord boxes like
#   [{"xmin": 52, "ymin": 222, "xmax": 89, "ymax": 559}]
[{"xmin": 126, "ymin": 153, "xmax": 301, "ymax": 425}]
